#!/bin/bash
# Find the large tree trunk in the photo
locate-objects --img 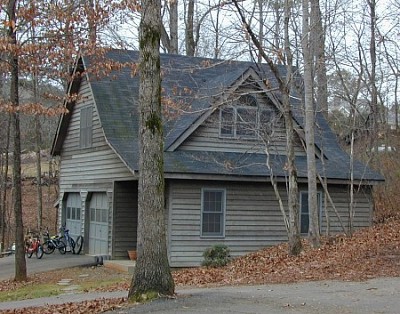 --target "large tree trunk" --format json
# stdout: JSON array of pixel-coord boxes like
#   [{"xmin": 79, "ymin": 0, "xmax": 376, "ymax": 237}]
[
  {"xmin": 302, "ymin": 0, "xmax": 320, "ymax": 248},
  {"xmin": 8, "ymin": 0, "xmax": 27, "ymax": 281},
  {"xmin": 128, "ymin": 0, "xmax": 174, "ymax": 301}
]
